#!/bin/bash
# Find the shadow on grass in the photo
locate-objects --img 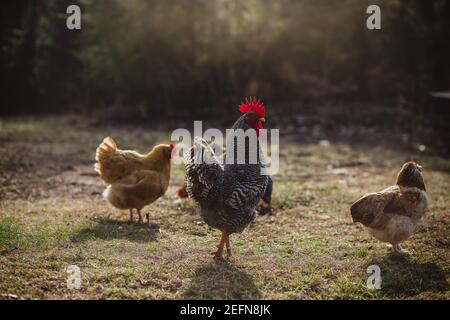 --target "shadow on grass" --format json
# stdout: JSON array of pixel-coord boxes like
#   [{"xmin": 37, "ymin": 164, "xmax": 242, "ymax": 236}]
[
  {"xmin": 71, "ymin": 217, "xmax": 159, "ymax": 243},
  {"xmin": 368, "ymin": 254, "xmax": 448, "ymax": 297},
  {"xmin": 182, "ymin": 261, "xmax": 261, "ymax": 299},
  {"xmin": 257, "ymin": 206, "xmax": 273, "ymax": 216}
]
